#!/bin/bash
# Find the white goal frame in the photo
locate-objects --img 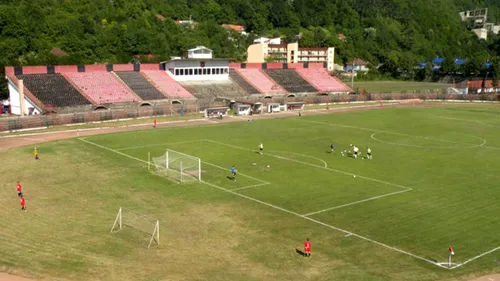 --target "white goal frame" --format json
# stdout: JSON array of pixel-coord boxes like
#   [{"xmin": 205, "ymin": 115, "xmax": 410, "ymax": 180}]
[
  {"xmin": 148, "ymin": 149, "xmax": 202, "ymax": 183},
  {"xmin": 110, "ymin": 207, "xmax": 160, "ymax": 249}
]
